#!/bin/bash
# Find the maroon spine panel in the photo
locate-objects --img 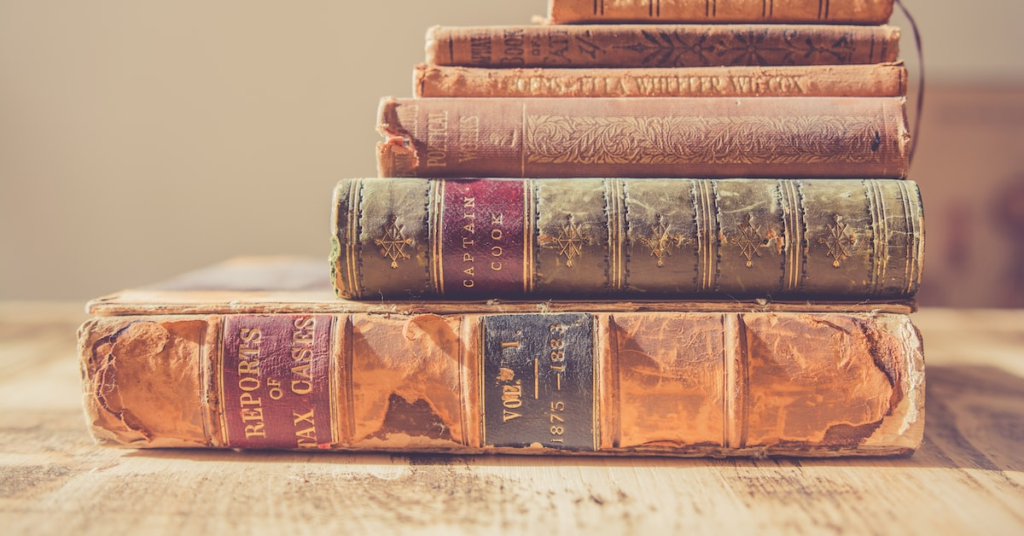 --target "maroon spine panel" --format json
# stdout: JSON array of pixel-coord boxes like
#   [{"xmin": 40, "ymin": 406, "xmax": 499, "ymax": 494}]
[
  {"xmin": 438, "ymin": 180, "xmax": 528, "ymax": 297},
  {"xmin": 221, "ymin": 315, "xmax": 336, "ymax": 449}
]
